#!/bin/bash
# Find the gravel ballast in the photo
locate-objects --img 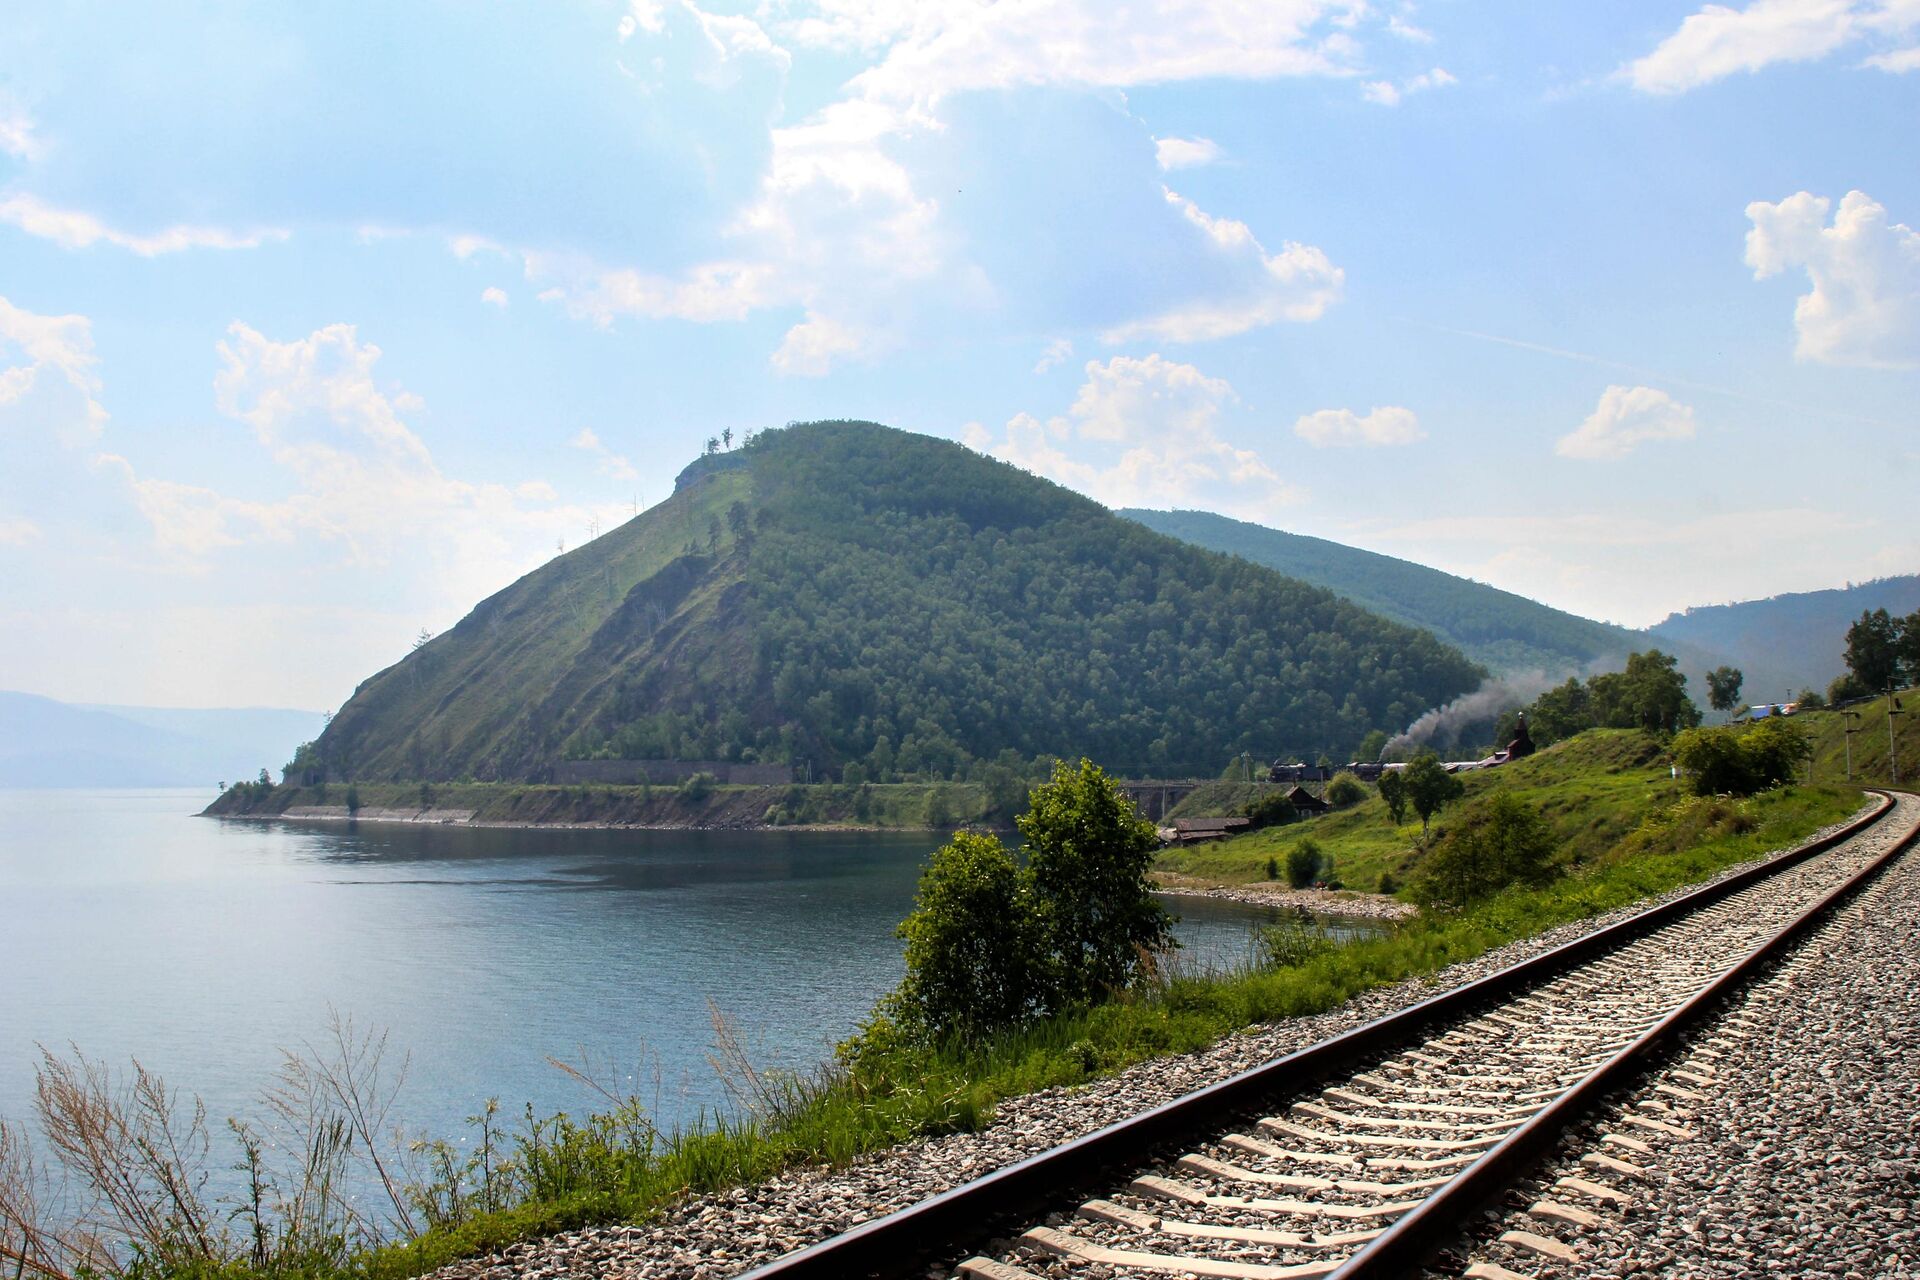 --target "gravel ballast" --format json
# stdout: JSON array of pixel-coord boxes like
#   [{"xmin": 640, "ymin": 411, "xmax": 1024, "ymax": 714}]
[
  {"xmin": 427, "ymin": 803, "xmax": 1882, "ymax": 1280},
  {"xmin": 1454, "ymin": 796, "xmax": 1920, "ymax": 1280}
]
